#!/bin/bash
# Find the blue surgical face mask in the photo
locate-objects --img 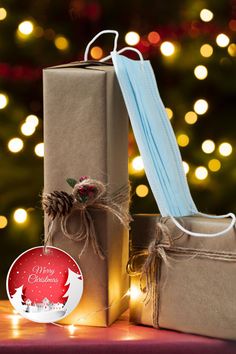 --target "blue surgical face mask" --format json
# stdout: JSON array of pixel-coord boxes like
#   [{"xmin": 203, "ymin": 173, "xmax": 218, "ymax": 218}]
[{"xmin": 111, "ymin": 50, "xmax": 197, "ymax": 217}]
